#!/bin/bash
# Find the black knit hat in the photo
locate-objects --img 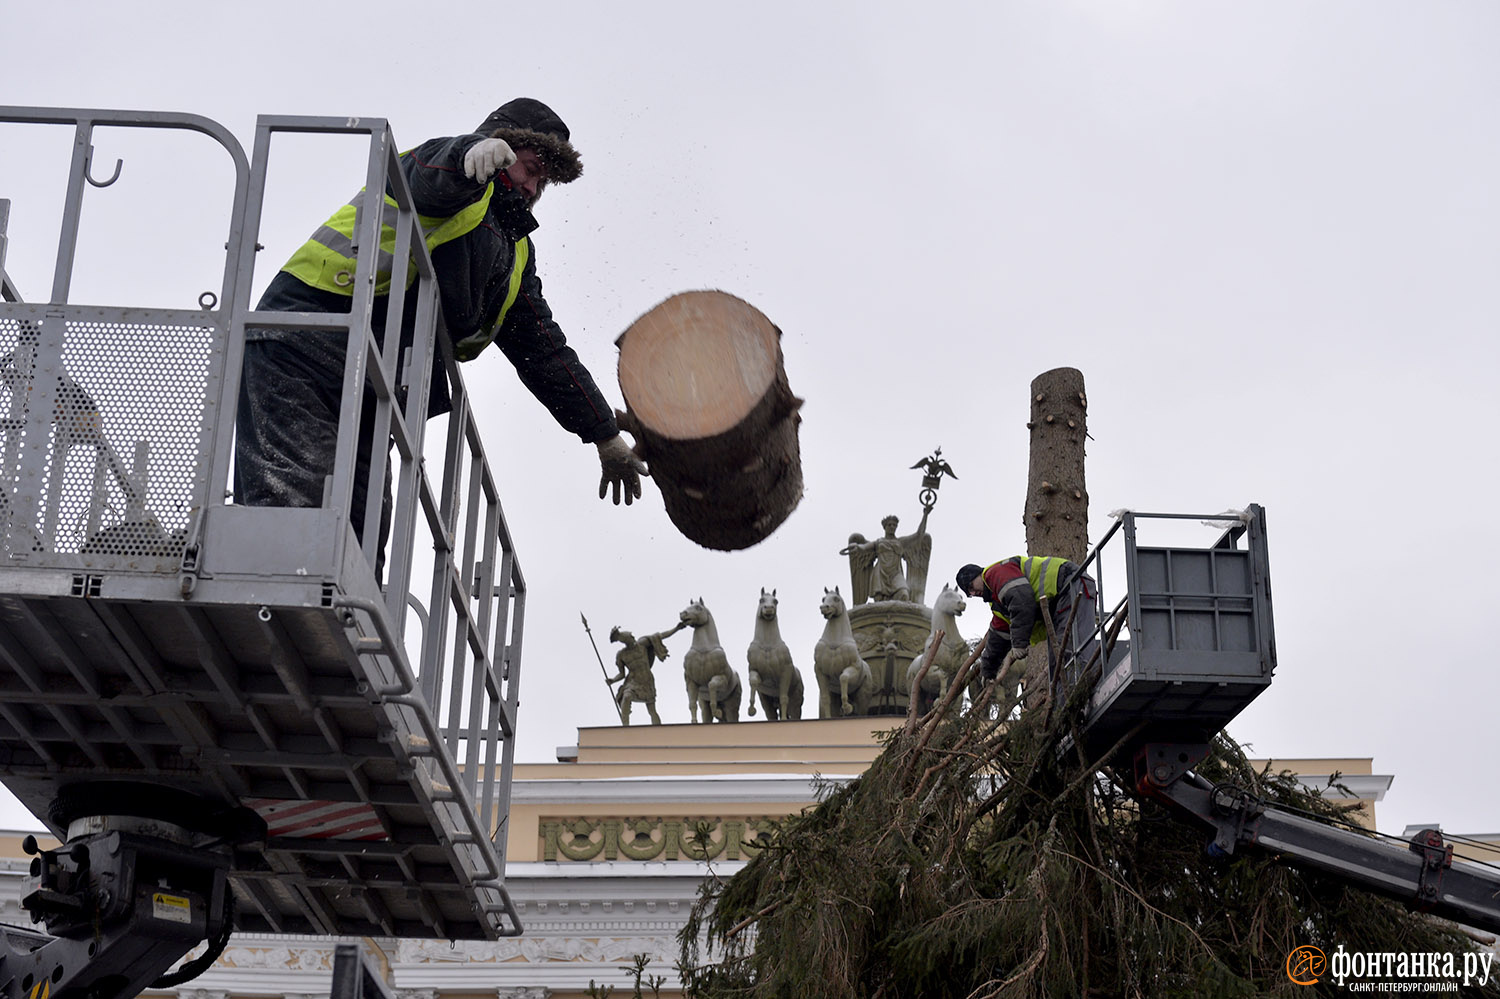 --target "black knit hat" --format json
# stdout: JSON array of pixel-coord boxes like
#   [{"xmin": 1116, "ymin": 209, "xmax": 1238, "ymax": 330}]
[
  {"xmin": 475, "ymin": 98, "xmax": 582, "ymax": 184},
  {"xmin": 956, "ymin": 564, "xmax": 983, "ymax": 593}
]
